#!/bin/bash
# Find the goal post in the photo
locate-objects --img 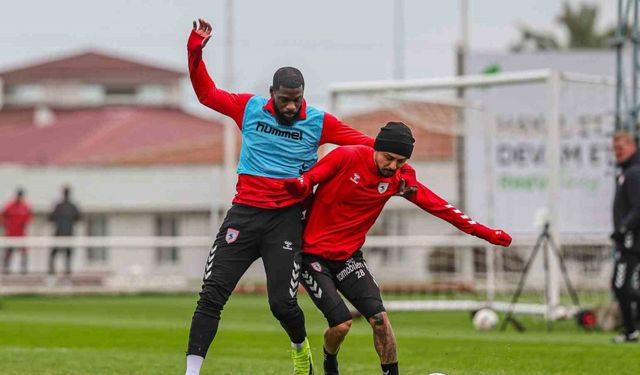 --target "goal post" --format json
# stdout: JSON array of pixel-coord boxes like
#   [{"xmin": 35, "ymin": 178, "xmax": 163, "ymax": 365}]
[{"xmin": 328, "ymin": 69, "xmax": 617, "ymax": 318}]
